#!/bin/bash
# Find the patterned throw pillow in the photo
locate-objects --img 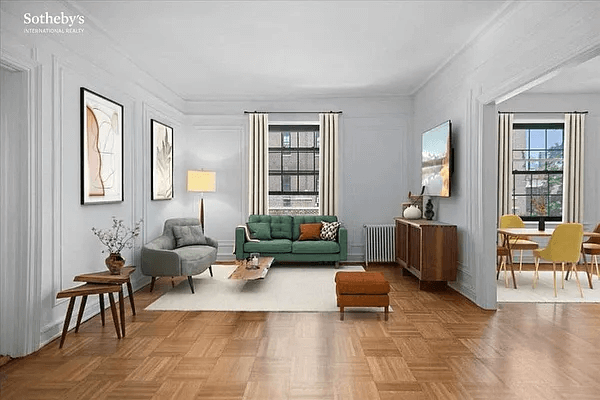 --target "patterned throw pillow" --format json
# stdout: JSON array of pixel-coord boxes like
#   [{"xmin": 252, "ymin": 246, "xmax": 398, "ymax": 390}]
[{"xmin": 320, "ymin": 221, "xmax": 341, "ymax": 241}]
